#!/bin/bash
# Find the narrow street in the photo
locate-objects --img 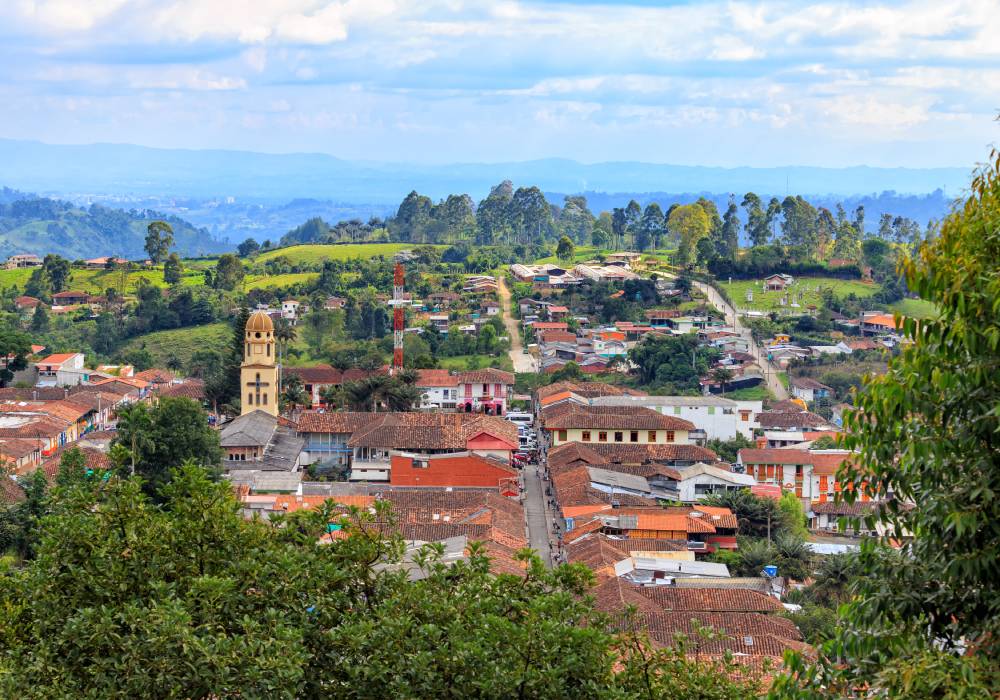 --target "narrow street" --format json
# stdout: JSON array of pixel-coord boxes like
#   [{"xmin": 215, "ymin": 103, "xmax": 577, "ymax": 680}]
[
  {"xmin": 522, "ymin": 462, "xmax": 554, "ymax": 568},
  {"xmin": 497, "ymin": 275, "xmax": 538, "ymax": 373},
  {"xmin": 691, "ymin": 279, "xmax": 789, "ymax": 401}
]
